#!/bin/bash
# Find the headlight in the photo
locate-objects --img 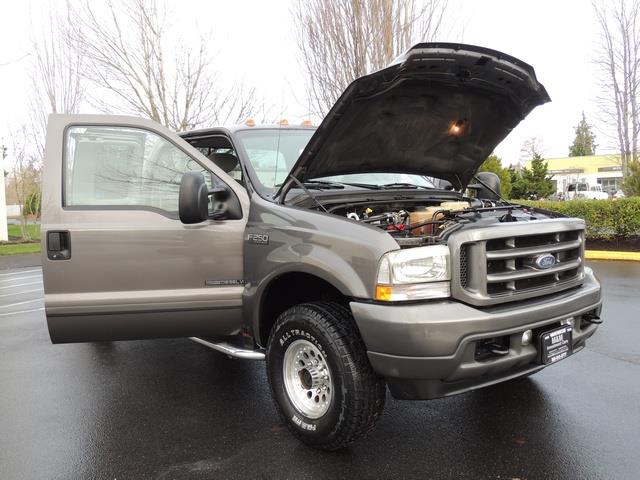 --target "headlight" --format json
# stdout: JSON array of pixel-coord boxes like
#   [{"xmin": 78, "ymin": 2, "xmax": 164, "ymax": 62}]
[{"xmin": 375, "ymin": 244, "xmax": 450, "ymax": 301}]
